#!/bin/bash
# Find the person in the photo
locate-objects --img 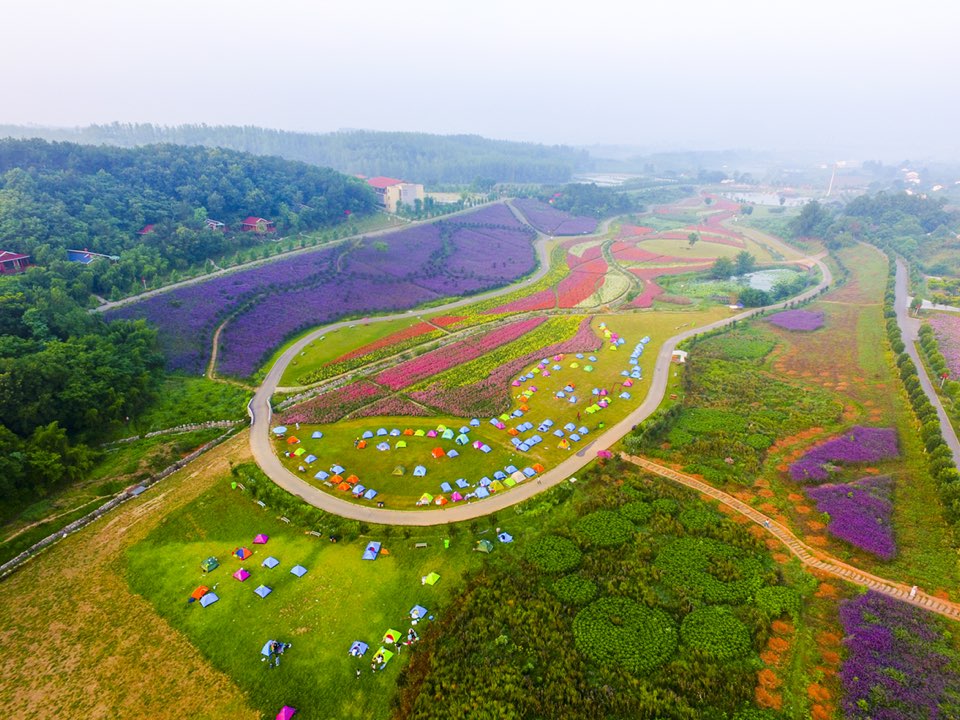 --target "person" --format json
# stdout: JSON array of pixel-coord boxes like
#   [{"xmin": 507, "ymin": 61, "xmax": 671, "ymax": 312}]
[
  {"xmin": 356, "ymin": 668, "xmax": 362, "ymax": 680},
  {"xmin": 354, "ymin": 437, "xmax": 359, "ymax": 447},
  {"xmin": 763, "ymin": 519, "xmax": 771, "ymax": 529},
  {"xmin": 910, "ymin": 585, "xmax": 918, "ymax": 599}
]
